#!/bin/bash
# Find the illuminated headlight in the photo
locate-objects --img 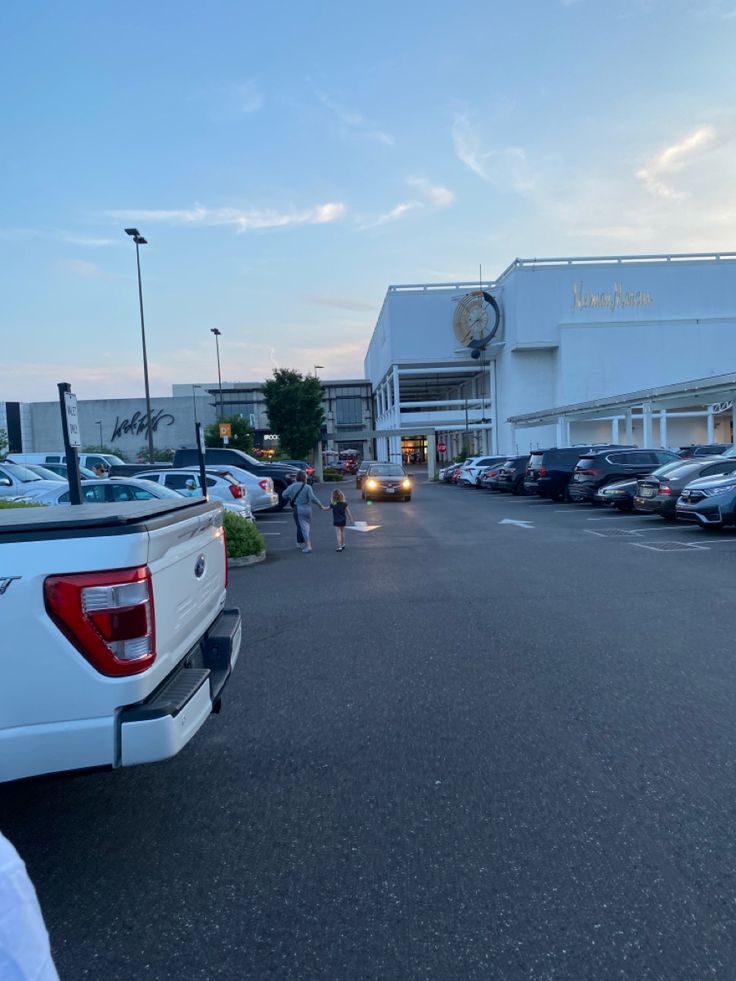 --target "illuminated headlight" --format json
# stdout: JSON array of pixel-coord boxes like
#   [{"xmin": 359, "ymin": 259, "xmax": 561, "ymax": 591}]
[
  {"xmin": 366, "ymin": 479, "xmax": 378, "ymax": 489},
  {"xmin": 402, "ymin": 479, "xmax": 411, "ymax": 489}
]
